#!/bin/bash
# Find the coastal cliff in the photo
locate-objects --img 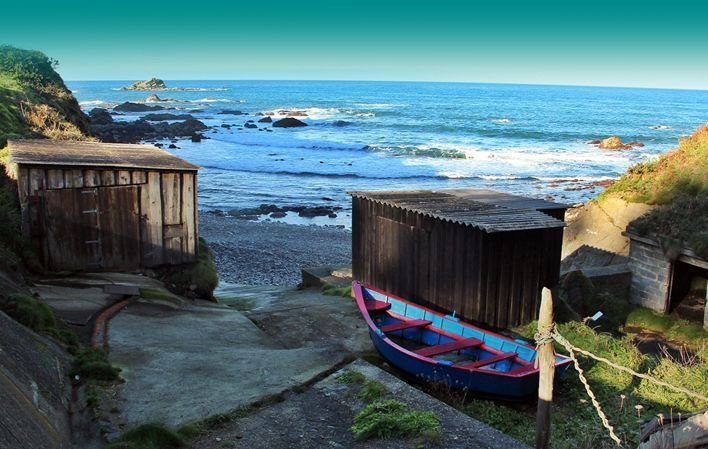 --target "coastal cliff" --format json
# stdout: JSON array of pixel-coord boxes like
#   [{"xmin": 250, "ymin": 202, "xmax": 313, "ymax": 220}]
[
  {"xmin": 564, "ymin": 125, "xmax": 708, "ymax": 262},
  {"xmin": 0, "ymin": 45, "xmax": 91, "ymax": 146},
  {"xmin": 0, "ymin": 46, "xmax": 93, "ymax": 449}
]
